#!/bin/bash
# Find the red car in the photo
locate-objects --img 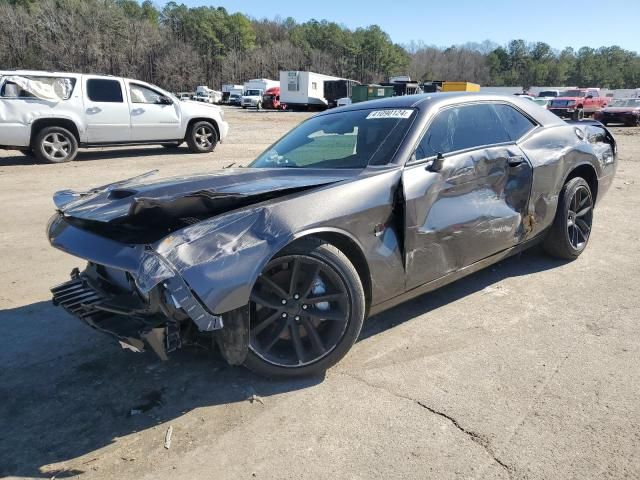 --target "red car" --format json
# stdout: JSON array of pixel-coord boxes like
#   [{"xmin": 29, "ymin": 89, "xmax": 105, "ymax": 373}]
[
  {"xmin": 594, "ymin": 98, "xmax": 640, "ymax": 126},
  {"xmin": 548, "ymin": 88, "xmax": 609, "ymax": 120}
]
